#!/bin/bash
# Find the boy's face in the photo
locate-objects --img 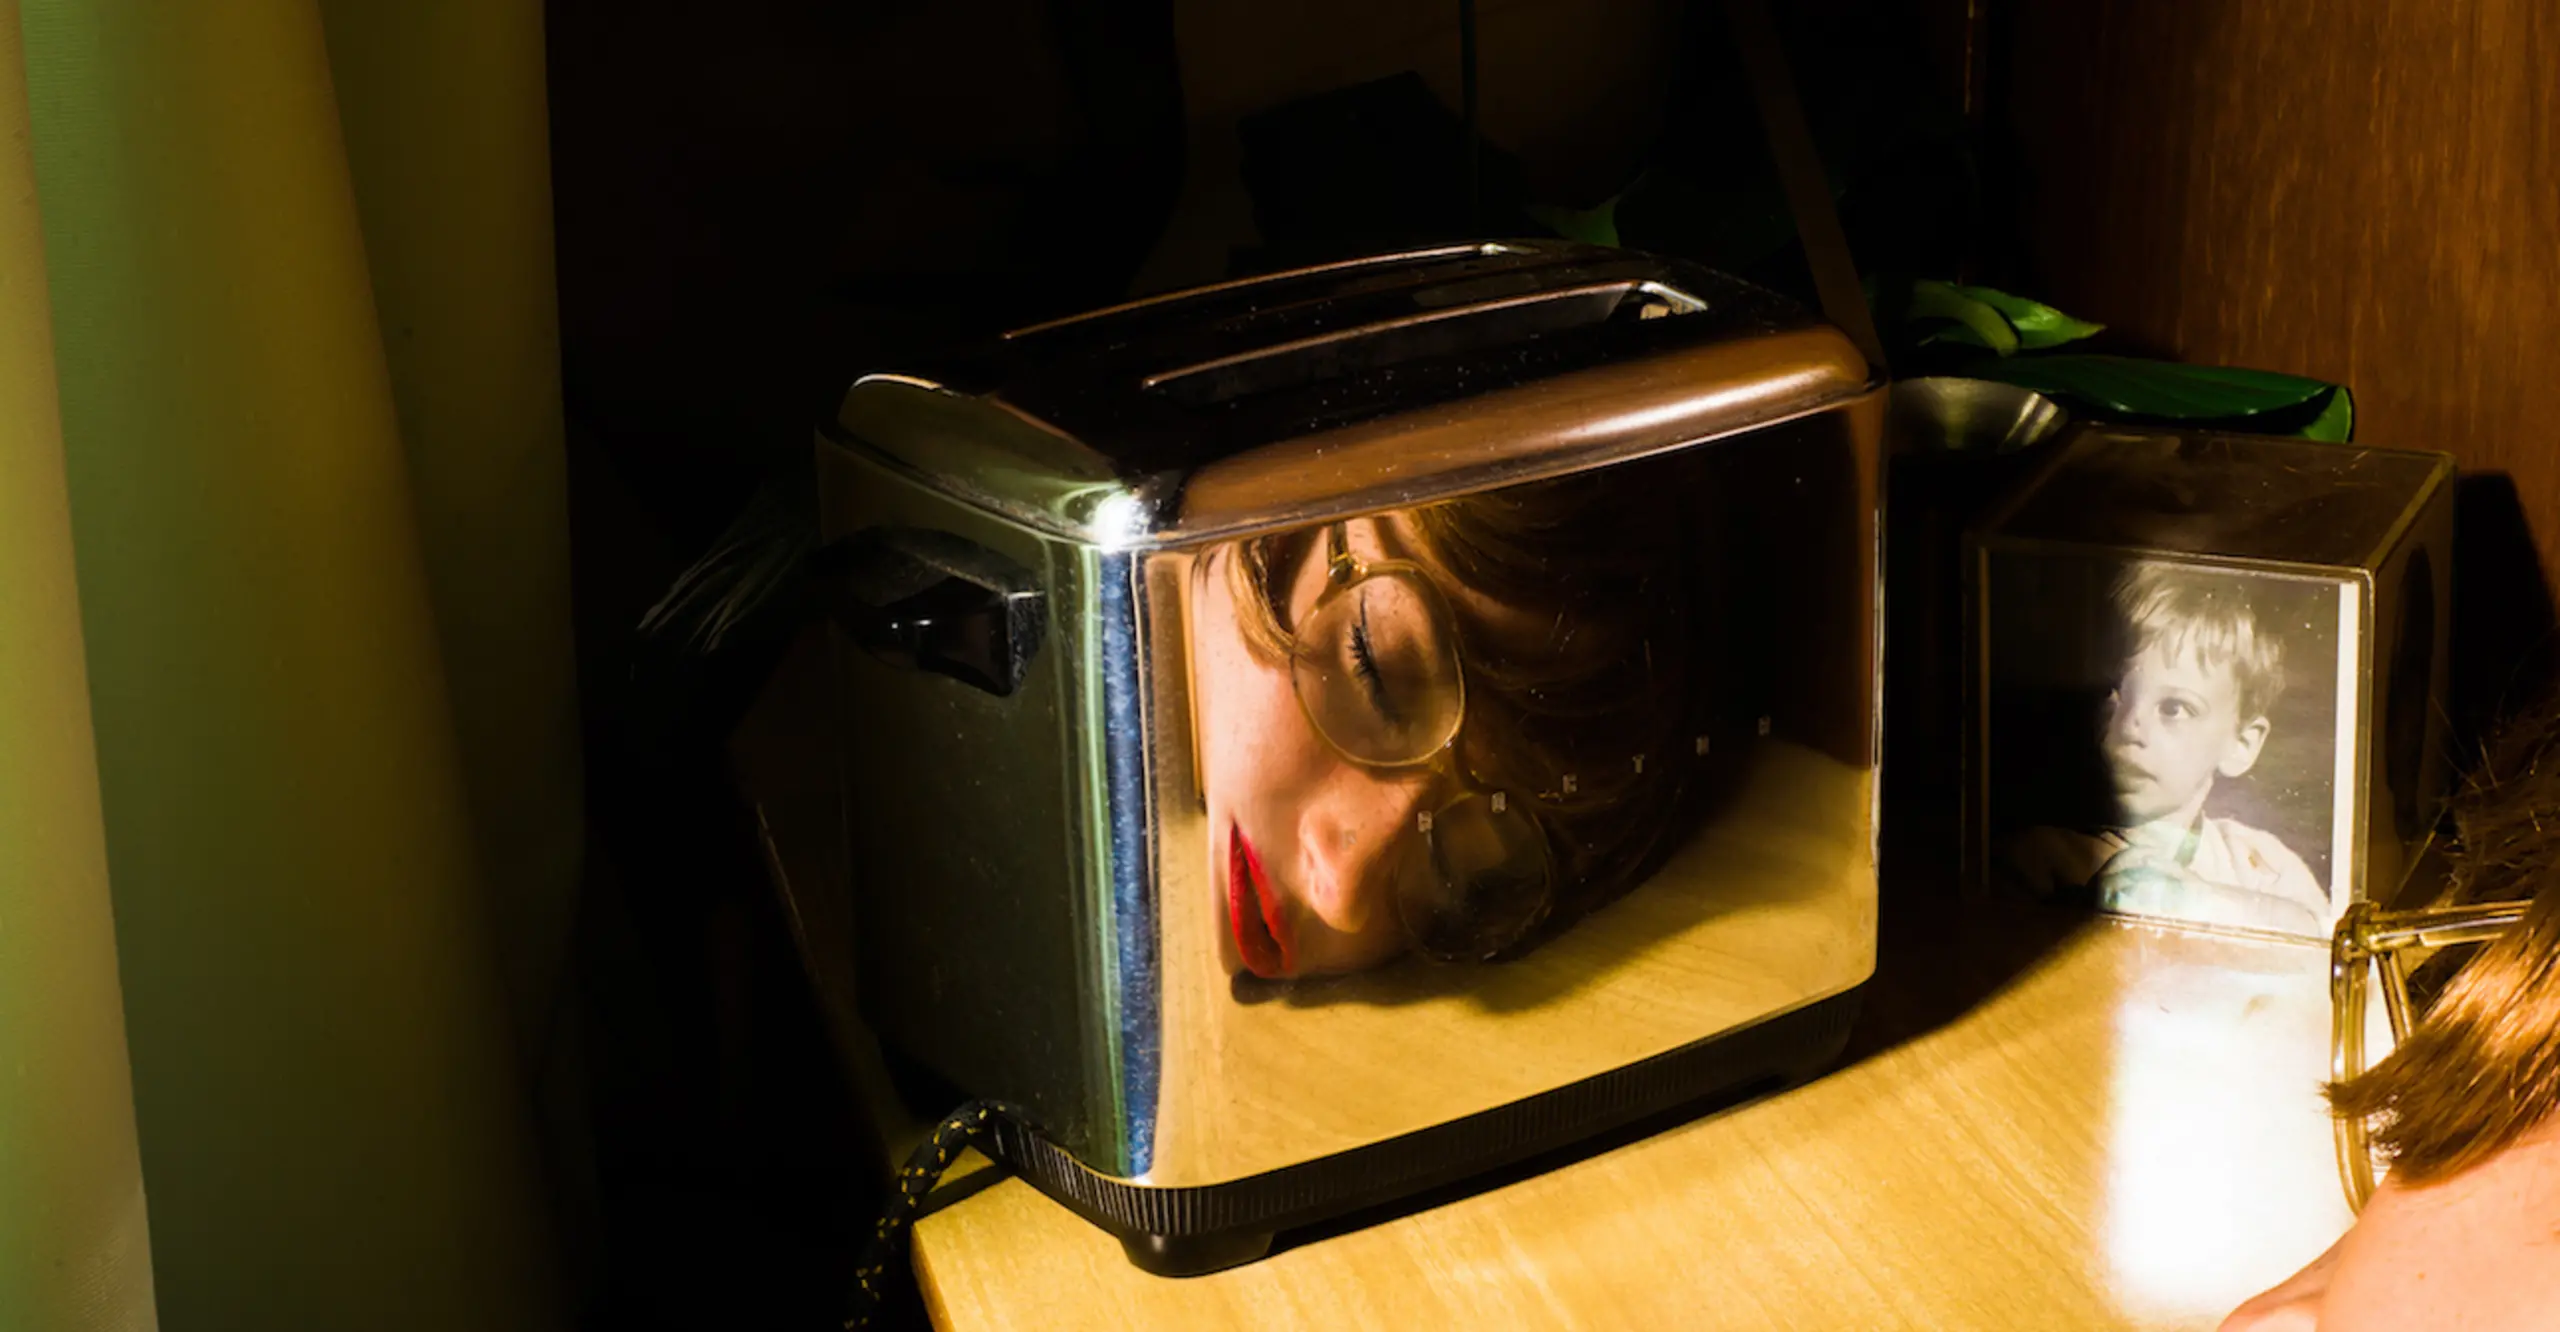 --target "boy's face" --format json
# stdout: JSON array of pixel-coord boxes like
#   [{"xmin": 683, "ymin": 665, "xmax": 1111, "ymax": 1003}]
[{"xmin": 2101, "ymin": 639, "xmax": 2269, "ymax": 825}]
